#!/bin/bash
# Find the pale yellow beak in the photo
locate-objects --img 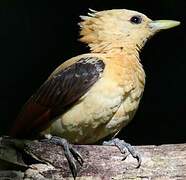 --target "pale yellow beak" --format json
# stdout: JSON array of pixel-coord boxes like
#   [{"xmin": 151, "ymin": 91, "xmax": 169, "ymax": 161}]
[{"xmin": 149, "ymin": 20, "xmax": 180, "ymax": 31}]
